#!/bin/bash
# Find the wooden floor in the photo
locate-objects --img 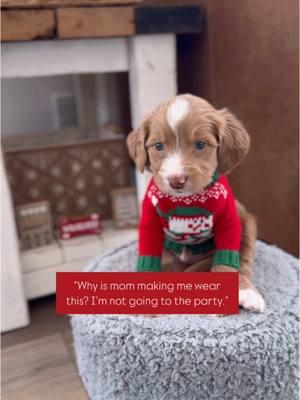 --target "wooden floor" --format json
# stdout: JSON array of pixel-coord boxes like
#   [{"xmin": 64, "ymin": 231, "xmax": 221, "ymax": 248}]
[{"xmin": 1, "ymin": 295, "xmax": 88, "ymax": 400}]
